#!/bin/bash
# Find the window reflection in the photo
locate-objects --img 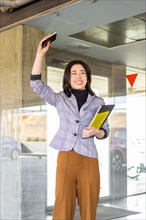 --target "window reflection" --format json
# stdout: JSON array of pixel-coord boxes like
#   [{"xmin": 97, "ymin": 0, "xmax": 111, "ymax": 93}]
[
  {"xmin": 126, "ymin": 66, "xmax": 146, "ymax": 195},
  {"xmin": 18, "ymin": 105, "xmax": 47, "ymax": 142}
]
